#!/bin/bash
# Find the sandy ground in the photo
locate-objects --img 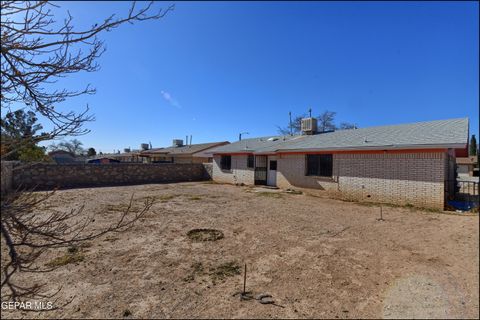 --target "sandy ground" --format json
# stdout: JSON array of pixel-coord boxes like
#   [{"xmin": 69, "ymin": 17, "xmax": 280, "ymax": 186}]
[{"xmin": 2, "ymin": 182, "xmax": 479, "ymax": 319}]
